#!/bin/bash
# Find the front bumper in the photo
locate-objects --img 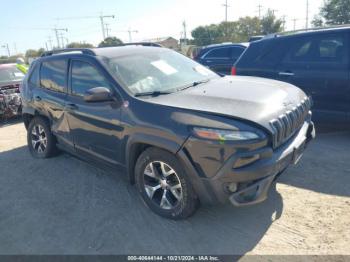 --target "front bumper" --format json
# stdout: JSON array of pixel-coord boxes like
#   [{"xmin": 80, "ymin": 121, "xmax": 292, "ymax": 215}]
[{"xmin": 179, "ymin": 121, "xmax": 315, "ymax": 206}]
